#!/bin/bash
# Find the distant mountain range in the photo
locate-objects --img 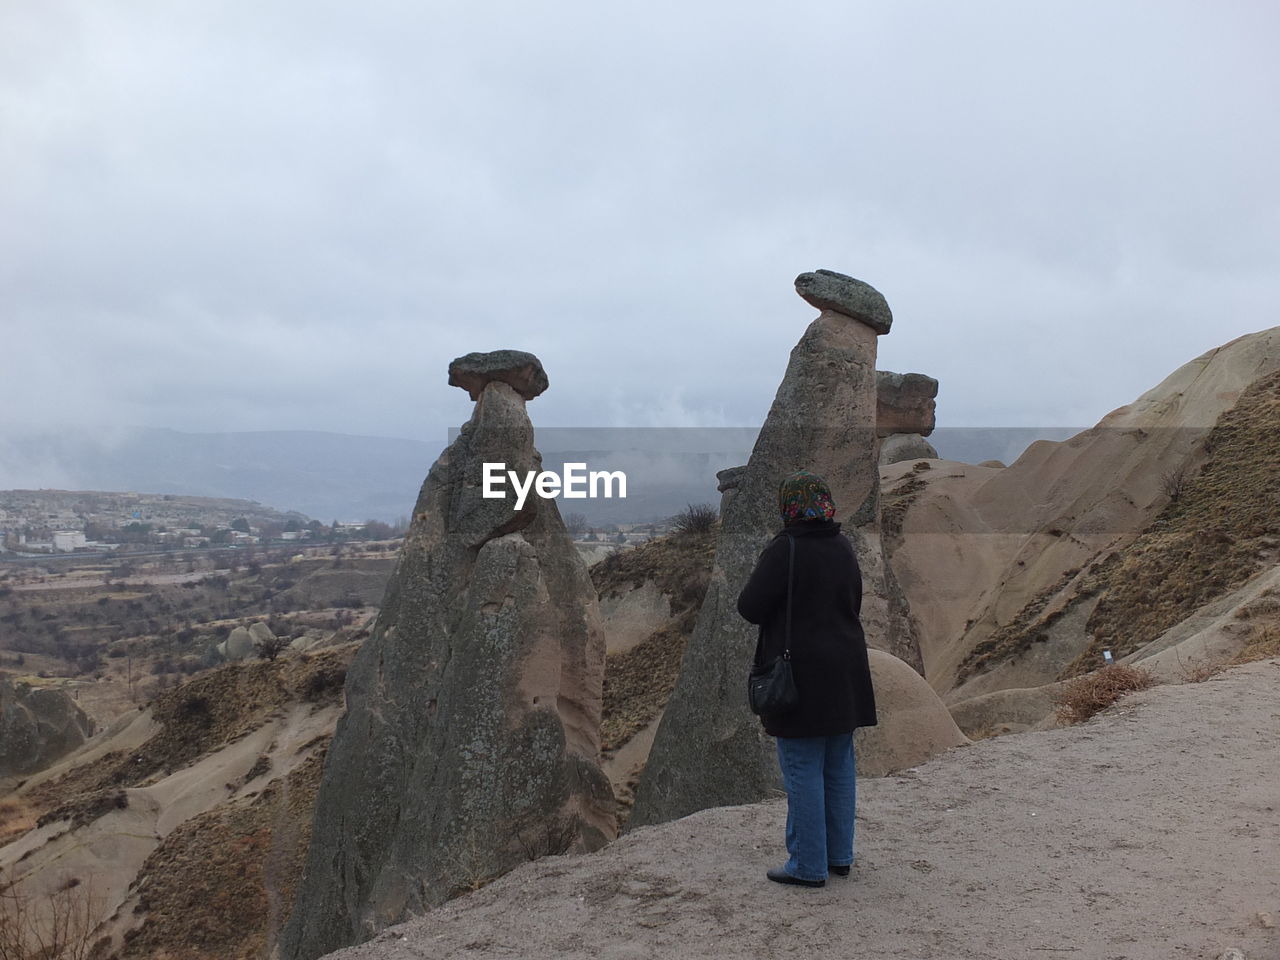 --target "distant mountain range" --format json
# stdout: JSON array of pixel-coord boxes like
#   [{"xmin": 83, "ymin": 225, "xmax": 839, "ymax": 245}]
[{"xmin": 0, "ymin": 426, "xmax": 1080, "ymax": 524}]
